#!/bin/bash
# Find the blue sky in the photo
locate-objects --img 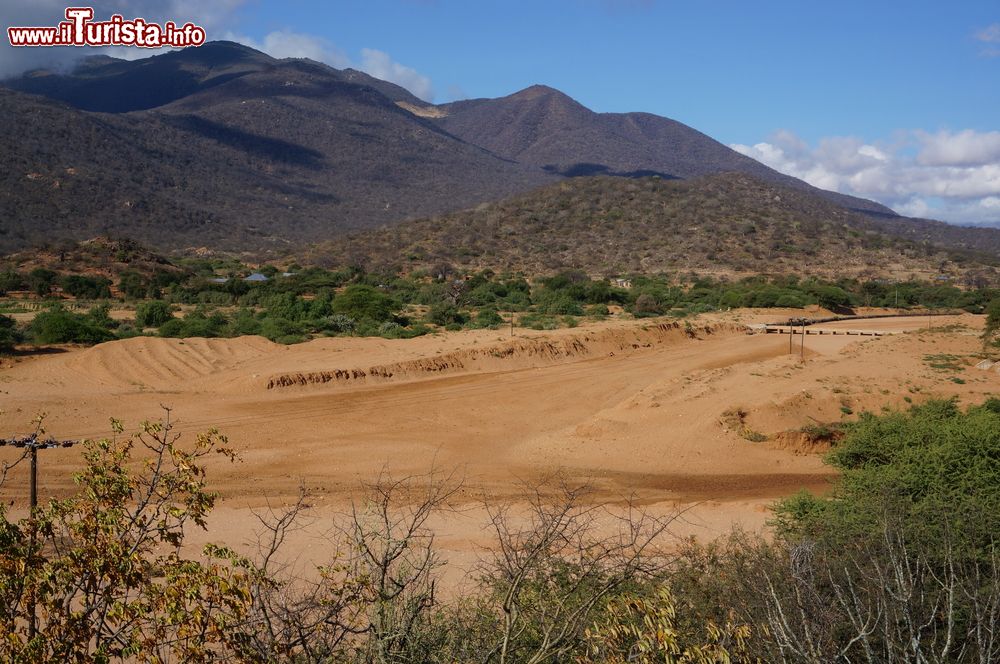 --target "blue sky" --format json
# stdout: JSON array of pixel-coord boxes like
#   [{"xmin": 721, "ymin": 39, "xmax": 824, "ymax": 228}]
[
  {"xmin": 235, "ymin": 0, "xmax": 999, "ymax": 144},
  {"xmin": 3, "ymin": 0, "xmax": 1000, "ymax": 224}
]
